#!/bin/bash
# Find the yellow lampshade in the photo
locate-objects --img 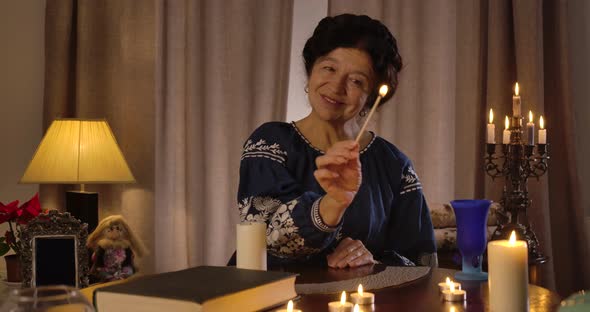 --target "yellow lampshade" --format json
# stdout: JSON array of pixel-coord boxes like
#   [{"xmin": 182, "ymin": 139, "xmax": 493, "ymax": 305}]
[{"xmin": 20, "ymin": 119, "xmax": 135, "ymax": 184}]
